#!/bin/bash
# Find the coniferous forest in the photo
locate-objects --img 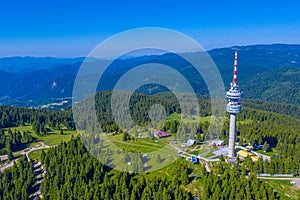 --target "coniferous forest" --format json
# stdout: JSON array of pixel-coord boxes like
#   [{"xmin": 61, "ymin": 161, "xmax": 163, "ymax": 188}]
[
  {"xmin": 0, "ymin": 91, "xmax": 299, "ymax": 199},
  {"xmin": 1, "ymin": 138, "xmax": 282, "ymax": 200}
]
